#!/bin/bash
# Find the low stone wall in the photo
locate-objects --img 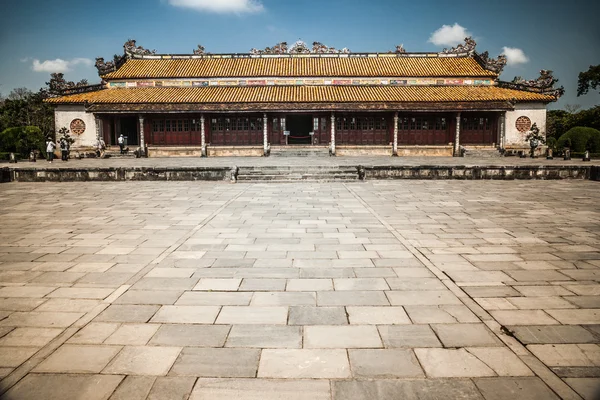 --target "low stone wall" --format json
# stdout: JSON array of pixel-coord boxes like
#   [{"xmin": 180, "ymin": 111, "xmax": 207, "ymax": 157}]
[
  {"xmin": 7, "ymin": 167, "xmax": 230, "ymax": 182},
  {"xmin": 207, "ymin": 146, "xmax": 263, "ymax": 157},
  {"xmin": 397, "ymin": 146, "xmax": 453, "ymax": 157},
  {"xmin": 336, "ymin": 146, "xmax": 391, "ymax": 156},
  {"xmin": 146, "ymin": 146, "xmax": 264, "ymax": 157},
  {"xmin": 148, "ymin": 147, "xmax": 203, "ymax": 157},
  {"xmin": 365, "ymin": 165, "xmax": 592, "ymax": 180},
  {"xmin": 1, "ymin": 165, "xmax": 598, "ymax": 183}
]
